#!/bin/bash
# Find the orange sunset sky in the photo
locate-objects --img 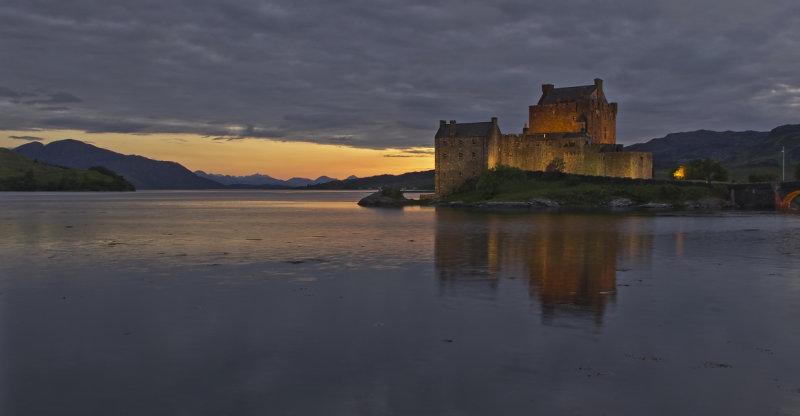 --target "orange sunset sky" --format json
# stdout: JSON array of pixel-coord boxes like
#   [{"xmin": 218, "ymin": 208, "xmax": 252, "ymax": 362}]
[{"xmin": 0, "ymin": 130, "xmax": 435, "ymax": 180}]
